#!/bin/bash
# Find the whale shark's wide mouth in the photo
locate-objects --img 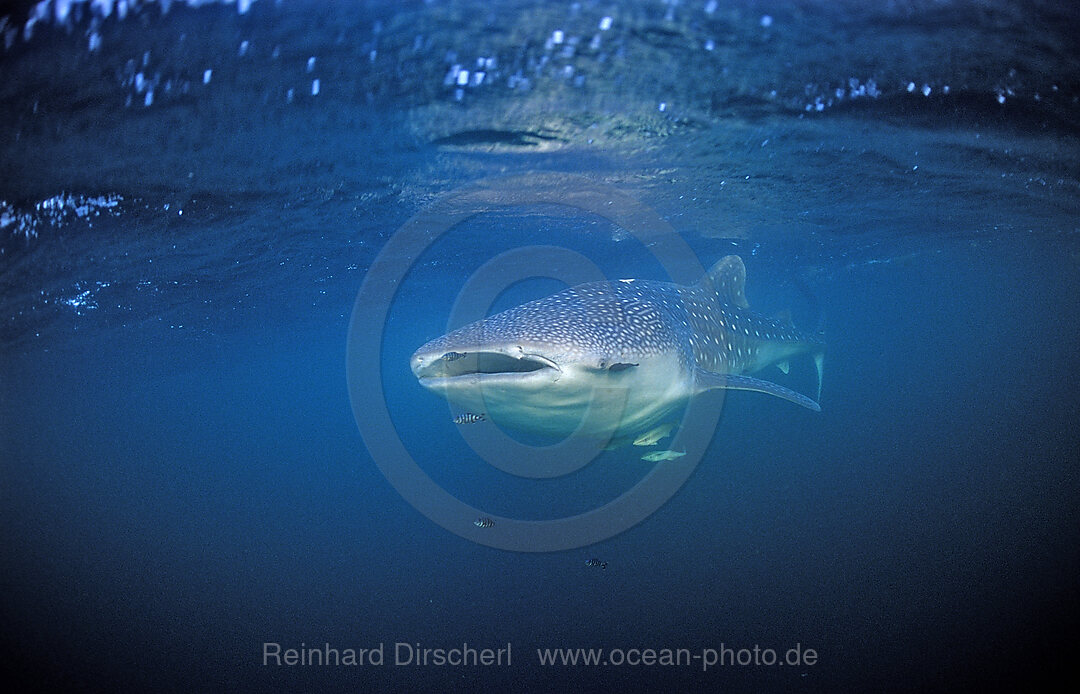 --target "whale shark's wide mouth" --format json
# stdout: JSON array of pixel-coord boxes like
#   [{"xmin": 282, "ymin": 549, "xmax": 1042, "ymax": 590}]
[{"xmin": 411, "ymin": 349, "xmax": 560, "ymax": 383}]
